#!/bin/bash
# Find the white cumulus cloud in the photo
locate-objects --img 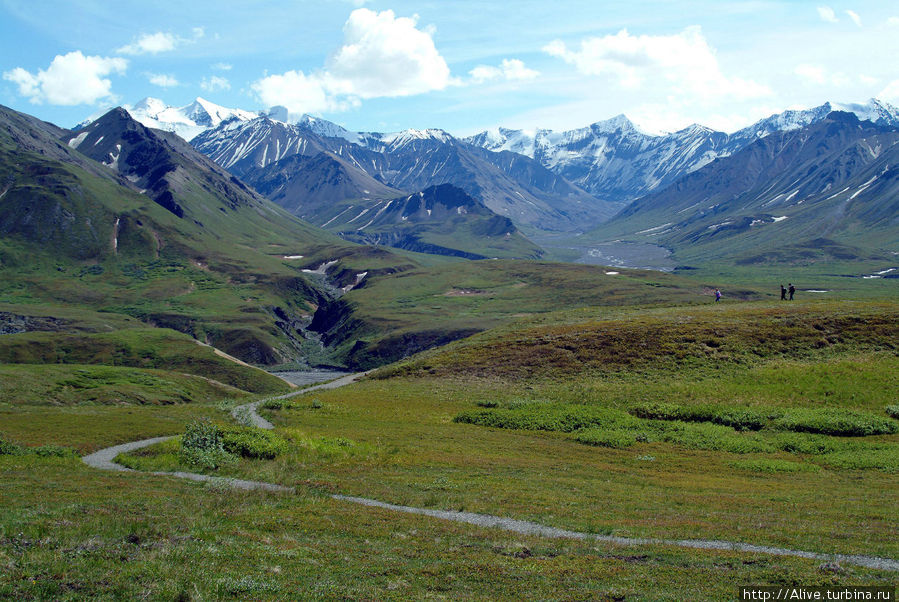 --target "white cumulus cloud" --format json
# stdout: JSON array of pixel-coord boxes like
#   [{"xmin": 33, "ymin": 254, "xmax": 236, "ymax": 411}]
[
  {"xmin": 328, "ymin": 8, "xmax": 451, "ymax": 98},
  {"xmin": 253, "ymin": 8, "xmax": 451, "ymax": 116},
  {"xmin": 3, "ymin": 51, "xmax": 127, "ymax": 105},
  {"xmin": 543, "ymin": 26, "xmax": 770, "ymax": 100},
  {"xmin": 469, "ymin": 59, "xmax": 539, "ymax": 84},
  {"xmin": 117, "ymin": 28, "xmax": 205, "ymax": 55},
  {"xmin": 200, "ymin": 75, "xmax": 231, "ymax": 92},
  {"xmin": 118, "ymin": 32, "xmax": 178, "ymax": 55},
  {"xmin": 845, "ymin": 10, "xmax": 862, "ymax": 27},
  {"xmin": 148, "ymin": 73, "xmax": 179, "ymax": 88},
  {"xmin": 817, "ymin": 6, "xmax": 838, "ymax": 23}
]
